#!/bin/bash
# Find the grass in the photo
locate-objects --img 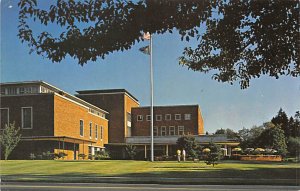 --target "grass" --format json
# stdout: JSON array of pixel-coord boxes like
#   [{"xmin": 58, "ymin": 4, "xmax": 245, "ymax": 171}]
[{"xmin": 1, "ymin": 160, "xmax": 299, "ymax": 185}]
